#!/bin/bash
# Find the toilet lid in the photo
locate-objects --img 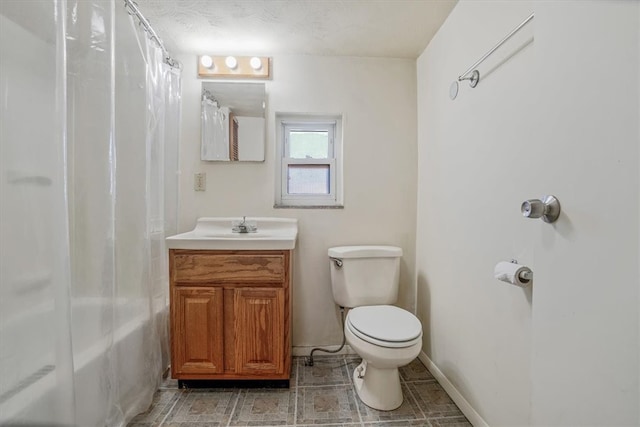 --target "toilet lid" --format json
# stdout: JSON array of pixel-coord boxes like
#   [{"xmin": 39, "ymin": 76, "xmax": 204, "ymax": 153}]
[{"xmin": 347, "ymin": 305, "xmax": 422, "ymax": 344}]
